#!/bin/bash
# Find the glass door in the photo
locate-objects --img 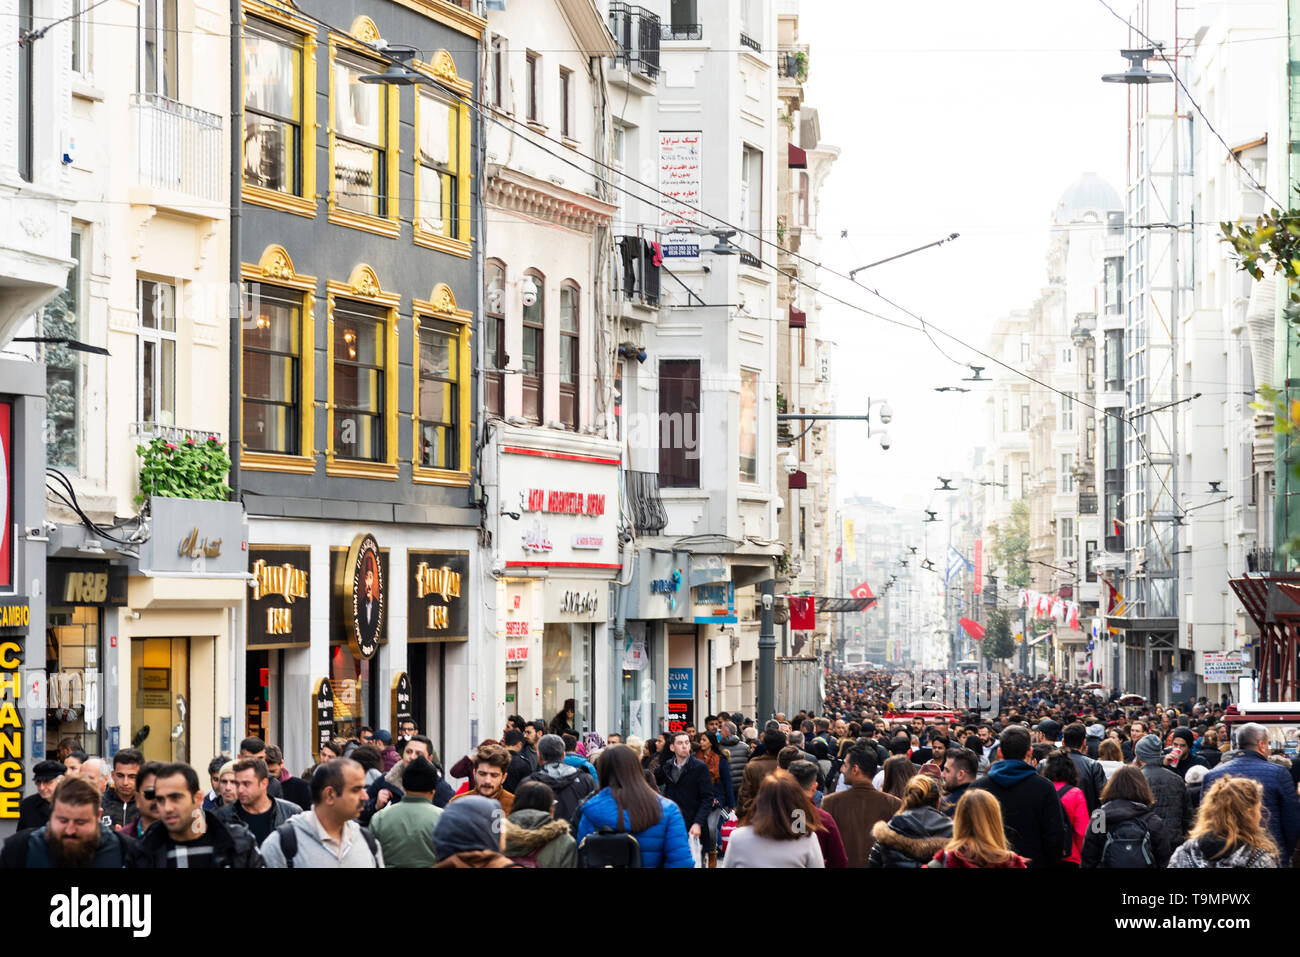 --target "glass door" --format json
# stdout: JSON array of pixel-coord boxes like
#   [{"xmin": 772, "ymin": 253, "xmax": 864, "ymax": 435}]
[{"xmin": 131, "ymin": 637, "xmax": 190, "ymax": 764}]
